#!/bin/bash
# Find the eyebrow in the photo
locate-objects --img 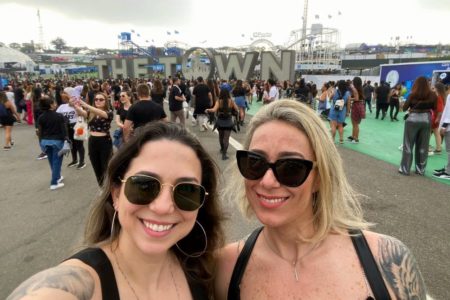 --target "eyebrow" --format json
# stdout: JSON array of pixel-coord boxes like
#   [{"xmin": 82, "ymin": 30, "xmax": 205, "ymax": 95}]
[
  {"xmin": 249, "ymin": 149, "xmax": 307, "ymax": 159},
  {"xmin": 134, "ymin": 171, "xmax": 200, "ymax": 184}
]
